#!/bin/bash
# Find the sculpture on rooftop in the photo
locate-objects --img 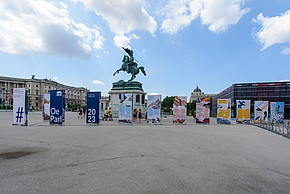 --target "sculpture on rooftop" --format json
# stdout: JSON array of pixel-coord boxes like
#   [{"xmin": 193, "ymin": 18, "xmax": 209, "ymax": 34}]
[{"xmin": 113, "ymin": 47, "xmax": 146, "ymax": 82}]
